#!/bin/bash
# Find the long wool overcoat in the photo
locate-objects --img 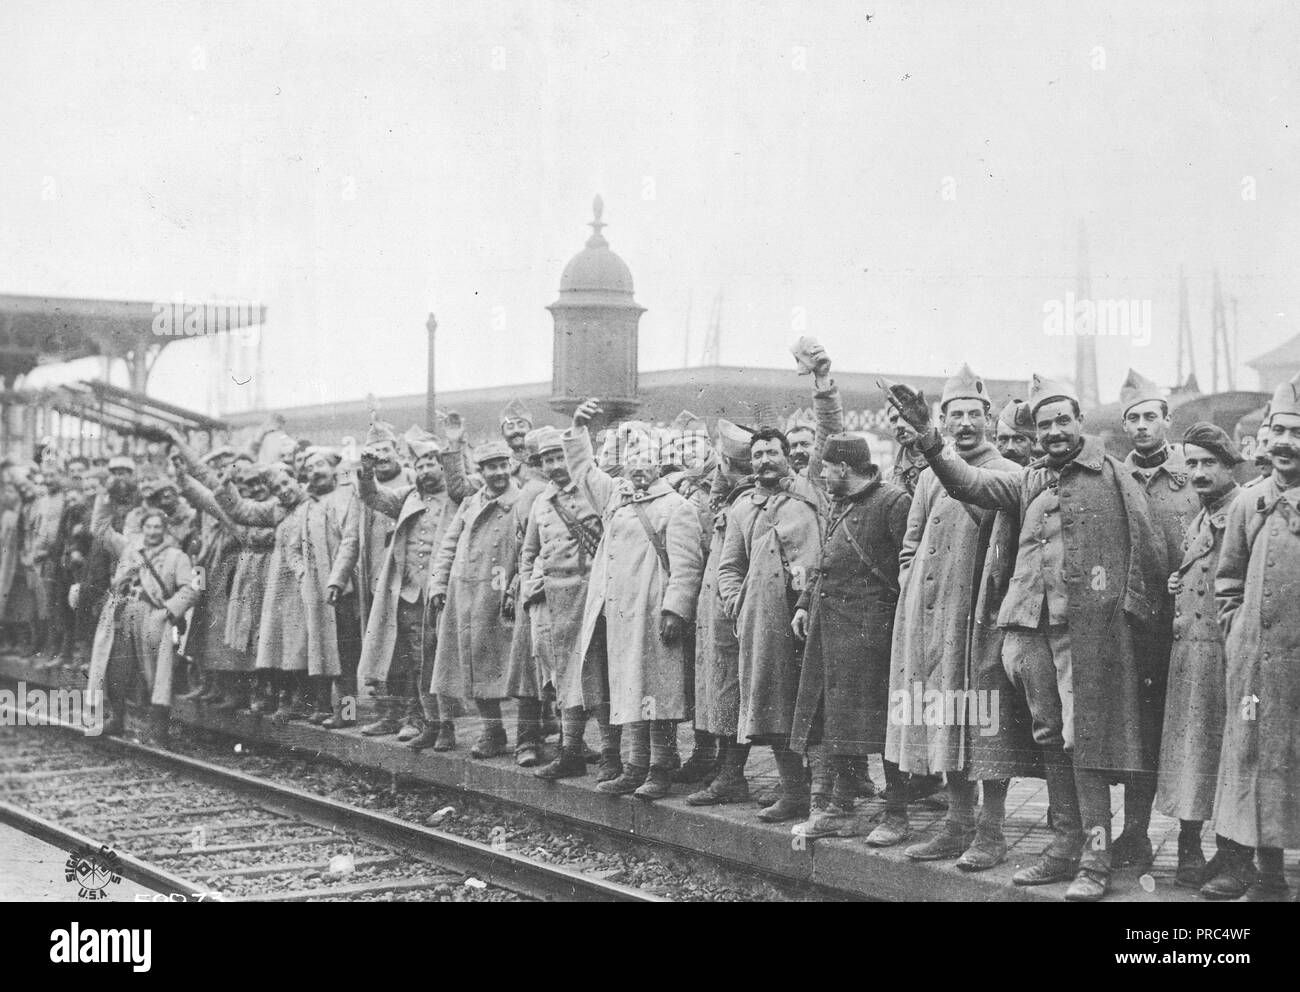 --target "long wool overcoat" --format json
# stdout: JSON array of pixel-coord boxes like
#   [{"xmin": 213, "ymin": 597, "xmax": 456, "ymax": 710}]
[
  {"xmin": 919, "ymin": 434, "xmax": 1169, "ymax": 774},
  {"xmin": 566, "ymin": 428, "xmax": 704, "ymax": 725},
  {"xmin": 716, "ymin": 475, "xmax": 822, "ymax": 742},
  {"xmin": 1213, "ymin": 477, "xmax": 1300, "ymax": 847}
]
